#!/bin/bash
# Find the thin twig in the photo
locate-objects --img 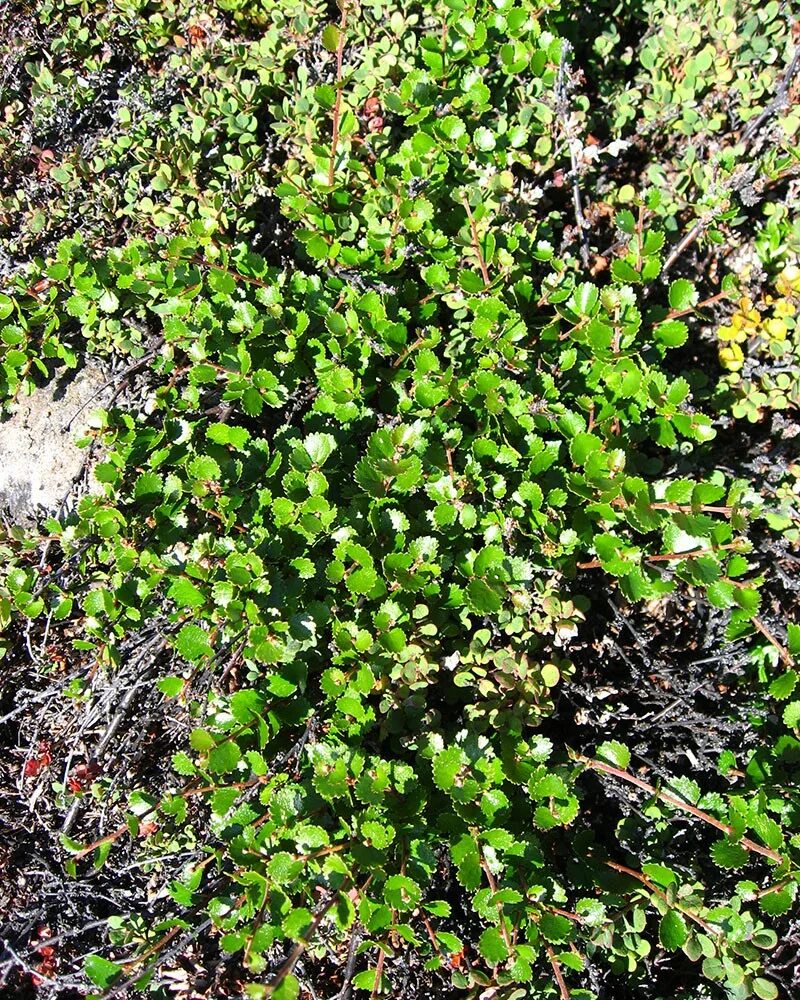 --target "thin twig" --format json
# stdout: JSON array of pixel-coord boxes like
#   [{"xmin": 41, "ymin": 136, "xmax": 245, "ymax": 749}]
[
  {"xmin": 545, "ymin": 944, "xmax": 571, "ymax": 1000},
  {"xmin": 752, "ymin": 616, "xmax": 794, "ymax": 667},
  {"xmin": 557, "ymin": 41, "xmax": 590, "ymax": 269},
  {"xmin": 327, "ymin": 3, "xmax": 349, "ymax": 188},
  {"xmin": 661, "ymin": 217, "xmax": 709, "ymax": 277},
  {"xmin": 101, "ymin": 919, "xmax": 213, "ymax": 999},
  {"xmin": 574, "ymin": 753, "xmax": 784, "ymax": 863},
  {"xmin": 267, "ymin": 877, "xmax": 365, "ymax": 996},
  {"xmin": 462, "ymin": 197, "xmax": 491, "ymax": 288},
  {"xmin": 663, "ymin": 40, "xmax": 800, "ymax": 278},
  {"xmin": 577, "ymin": 540, "xmax": 747, "ymax": 570},
  {"xmin": 742, "ymin": 44, "xmax": 800, "ymax": 143},
  {"xmin": 337, "ymin": 924, "xmax": 362, "ymax": 1000},
  {"xmin": 605, "ymin": 860, "xmax": 718, "ymax": 935}
]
